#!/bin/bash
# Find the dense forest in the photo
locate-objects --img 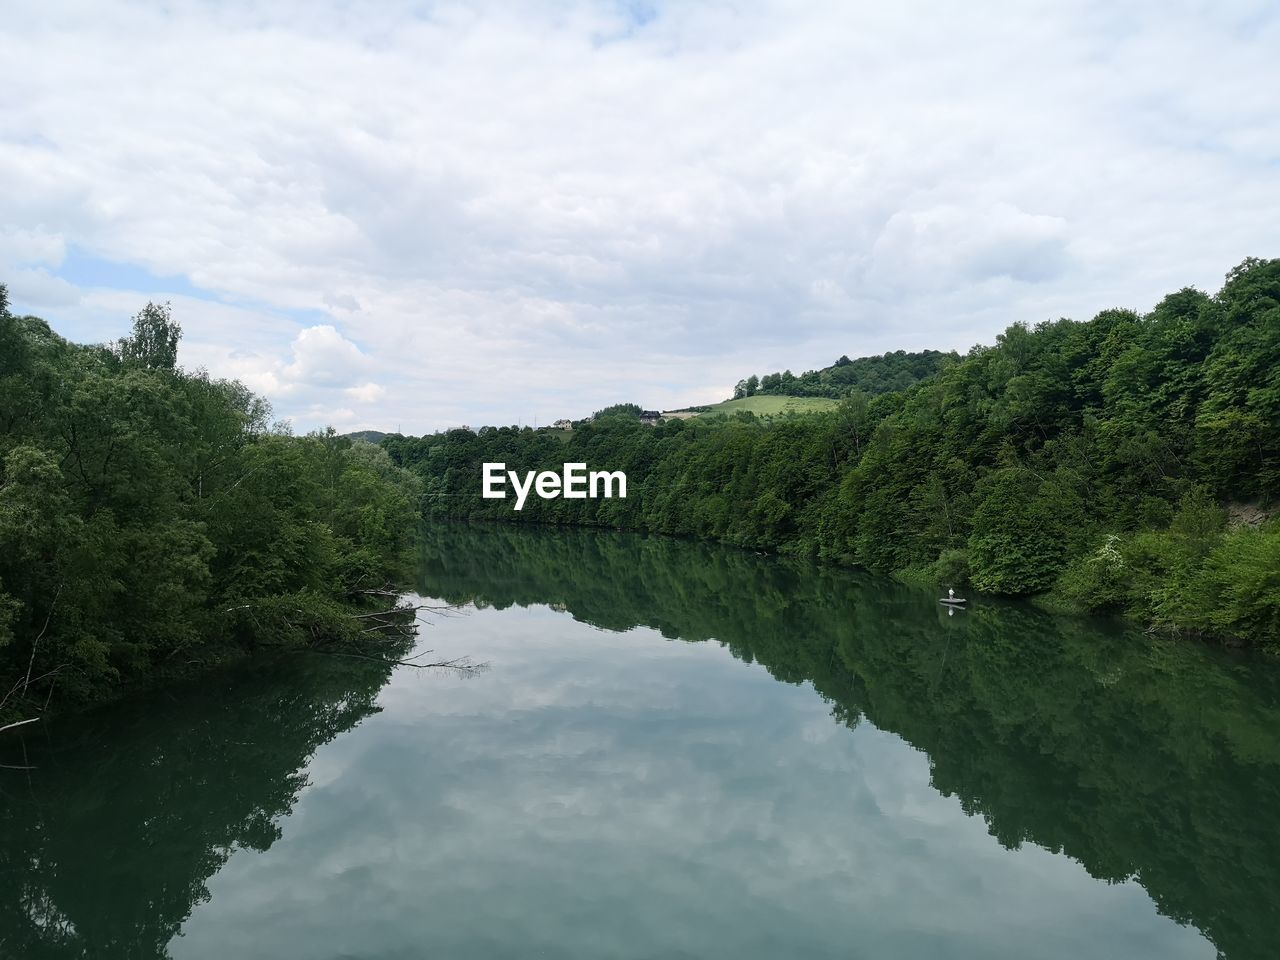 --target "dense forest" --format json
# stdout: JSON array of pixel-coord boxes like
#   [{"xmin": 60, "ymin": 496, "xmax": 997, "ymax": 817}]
[
  {"xmin": 732, "ymin": 348, "xmax": 956, "ymax": 399},
  {"xmin": 385, "ymin": 258, "xmax": 1280, "ymax": 648},
  {"xmin": 0, "ymin": 288, "xmax": 423, "ymax": 720}
]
